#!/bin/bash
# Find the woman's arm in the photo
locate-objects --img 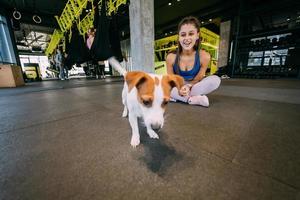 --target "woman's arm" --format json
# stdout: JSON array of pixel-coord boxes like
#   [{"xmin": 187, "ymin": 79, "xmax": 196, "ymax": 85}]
[
  {"xmin": 166, "ymin": 53, "xmax": 188, "ymax": 96},
  {"xmin": 188, "ymin": 50, "xmax": 211, "ymax": 86},
  {"xmin": 166, "ymin": 53, "xmax": 176, "ymax": 75}
]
